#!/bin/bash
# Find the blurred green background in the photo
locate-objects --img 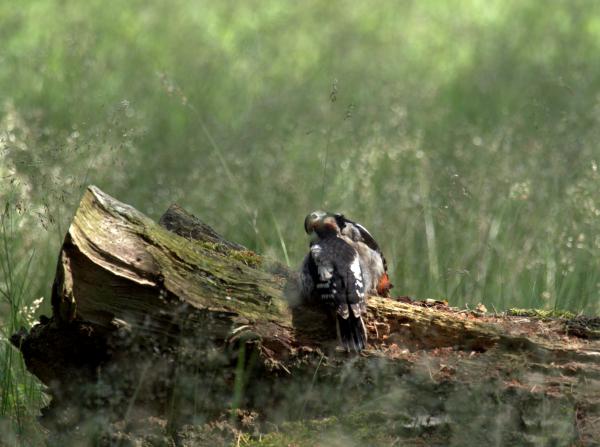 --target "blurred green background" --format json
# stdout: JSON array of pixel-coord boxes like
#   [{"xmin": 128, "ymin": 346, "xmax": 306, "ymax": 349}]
[{"xmin": 1, "ymin": 0, "xmax": 600, "ymax": 442}]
